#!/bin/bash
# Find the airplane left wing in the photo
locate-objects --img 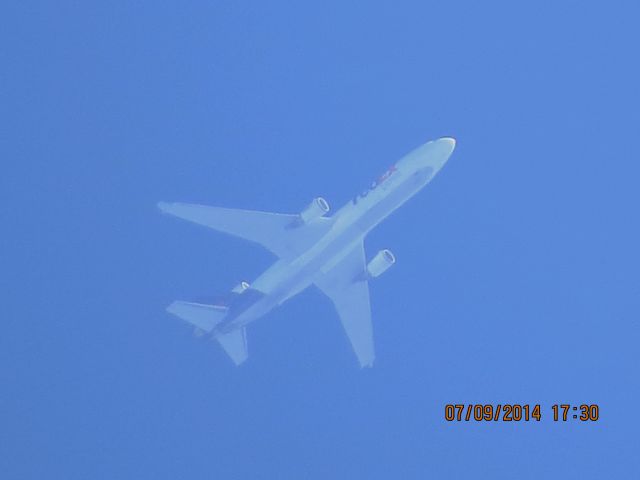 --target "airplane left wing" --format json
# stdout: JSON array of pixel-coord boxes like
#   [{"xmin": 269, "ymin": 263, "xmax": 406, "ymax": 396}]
[
  {"xmin": 158, "ymin": 202, "xmax": 333, "ymax": 258},
  {"xmin": 314, "ymin": 241, "xmax": 375, "ymax": 367}
]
